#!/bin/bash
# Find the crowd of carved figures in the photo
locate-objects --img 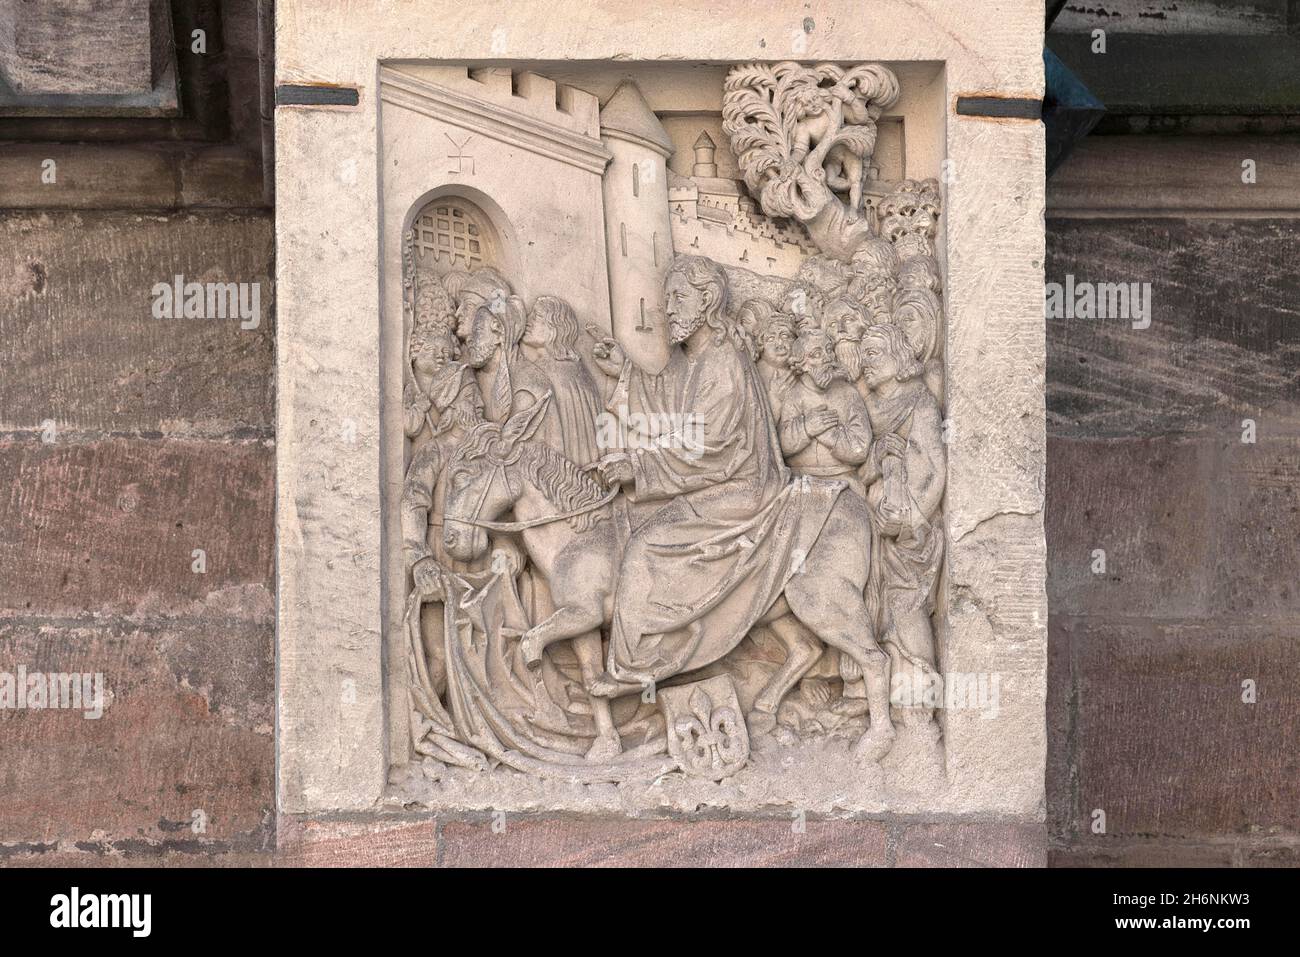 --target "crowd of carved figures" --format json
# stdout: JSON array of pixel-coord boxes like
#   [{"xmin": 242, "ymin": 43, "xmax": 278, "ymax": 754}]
[{"xmin": 398, "ymin": 62, "xmax": 946, "ymax": 785}]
